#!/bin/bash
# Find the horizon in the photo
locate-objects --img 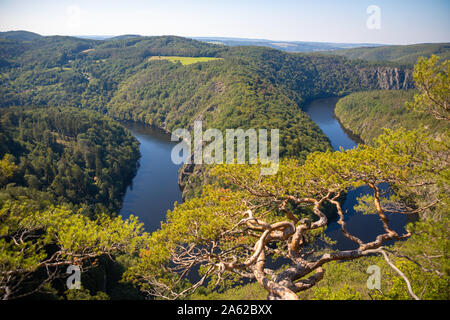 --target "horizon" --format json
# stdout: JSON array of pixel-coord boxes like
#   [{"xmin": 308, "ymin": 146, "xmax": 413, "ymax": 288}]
[
  {"xmin": 0, "ymin": 0, "xmax": 449, "ymax": 45},
  {"xmin": 2, "ymin": 29, "xmax": 450, "ymax": 47}
]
